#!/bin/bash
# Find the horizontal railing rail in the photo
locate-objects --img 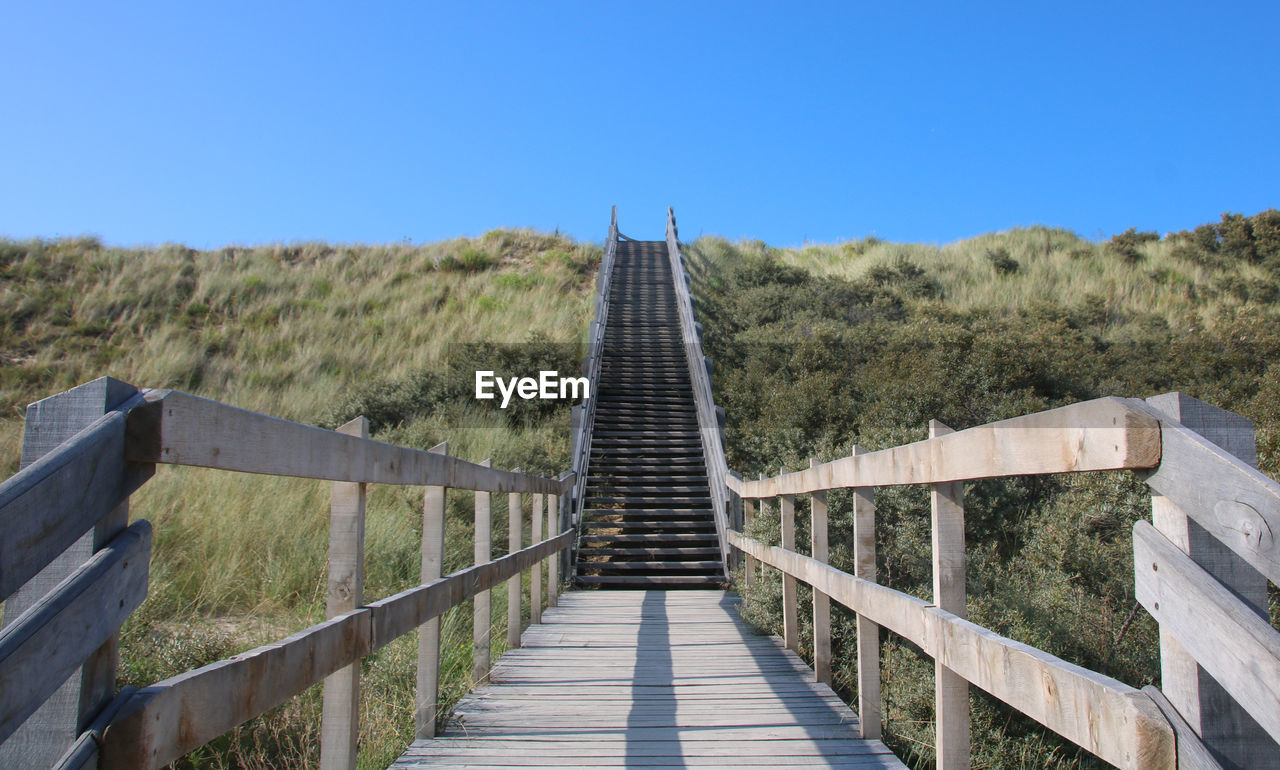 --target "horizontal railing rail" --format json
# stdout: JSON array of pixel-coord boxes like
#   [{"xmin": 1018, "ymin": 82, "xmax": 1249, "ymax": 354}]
[
  {"xmin": 0, "ymin": 376, "xmax": 574, "ymax": 770},
  {"xmin": 726, "ymin": 392, "xmax": 1280, "ymax": 769}
]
